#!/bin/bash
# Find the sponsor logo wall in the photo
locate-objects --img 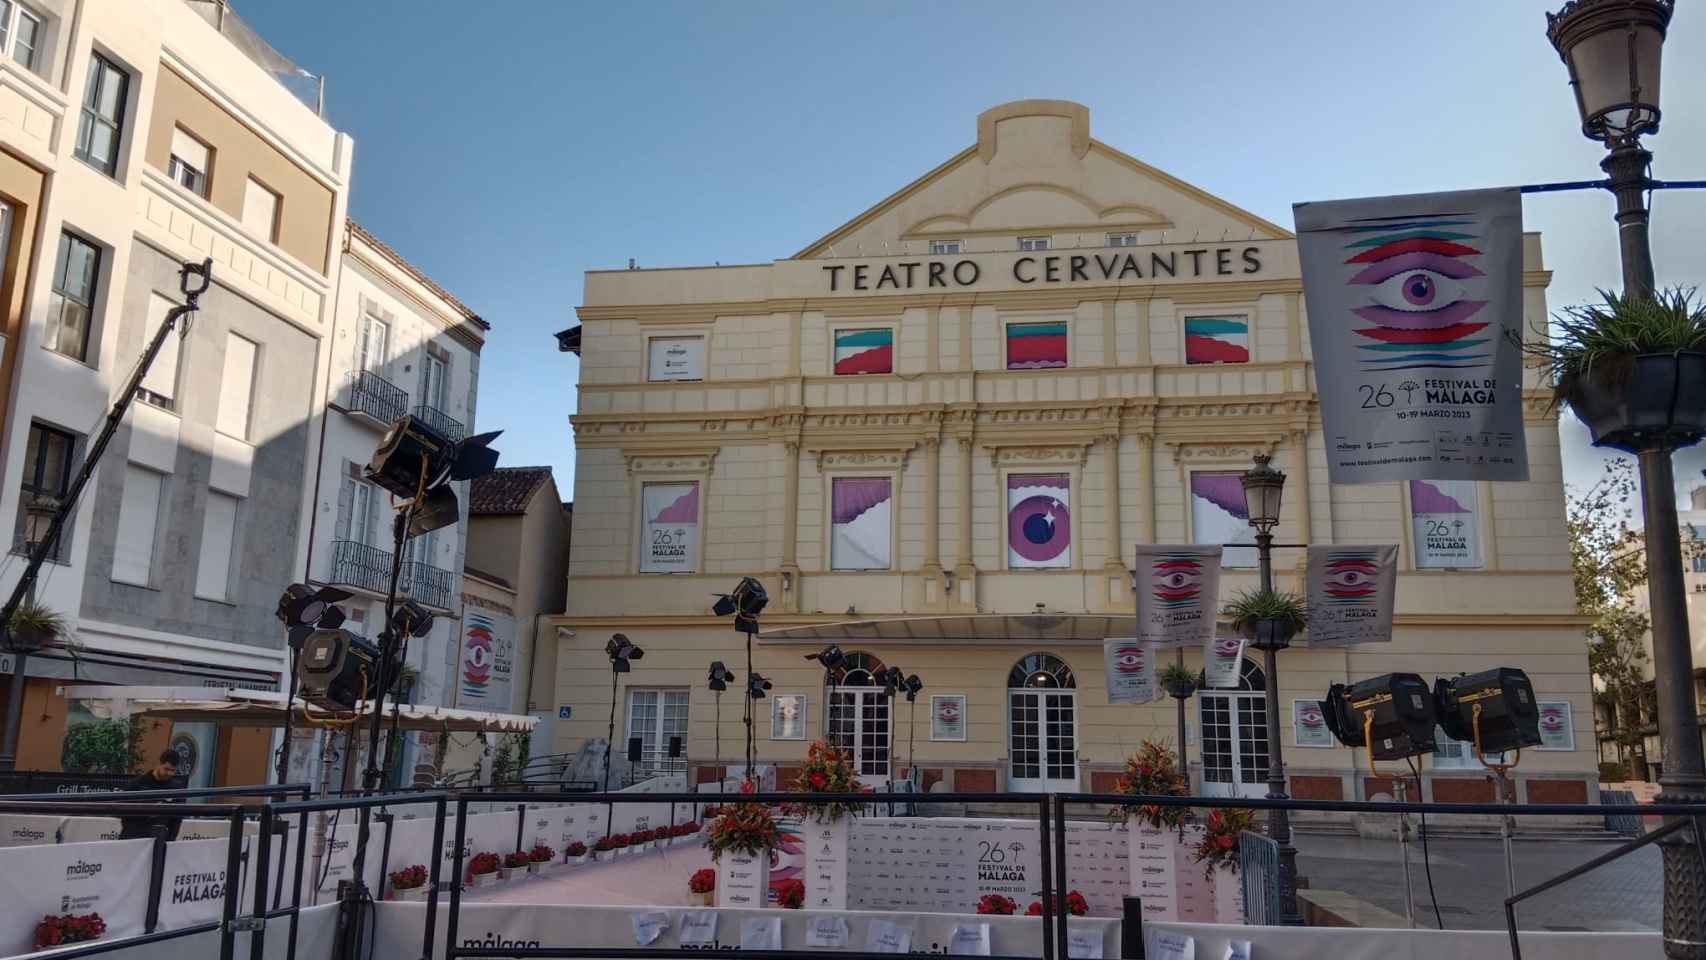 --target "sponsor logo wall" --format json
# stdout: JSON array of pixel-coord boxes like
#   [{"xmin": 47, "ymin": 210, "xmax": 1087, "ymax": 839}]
[{"xmin": 0, "ymin": 838, "xmax": 152, "ymax": 955}]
